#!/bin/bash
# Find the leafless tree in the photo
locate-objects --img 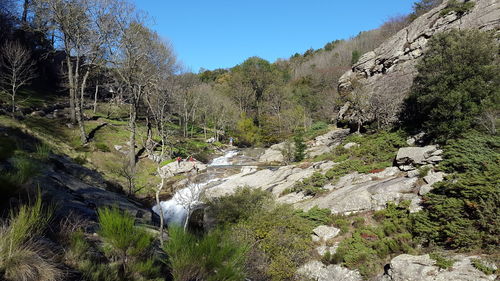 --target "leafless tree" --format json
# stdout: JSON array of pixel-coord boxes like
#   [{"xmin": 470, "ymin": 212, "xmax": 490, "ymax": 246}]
[{"xmin": 0, "ymin": 41, "xmax": 36, "ymax": 113}]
